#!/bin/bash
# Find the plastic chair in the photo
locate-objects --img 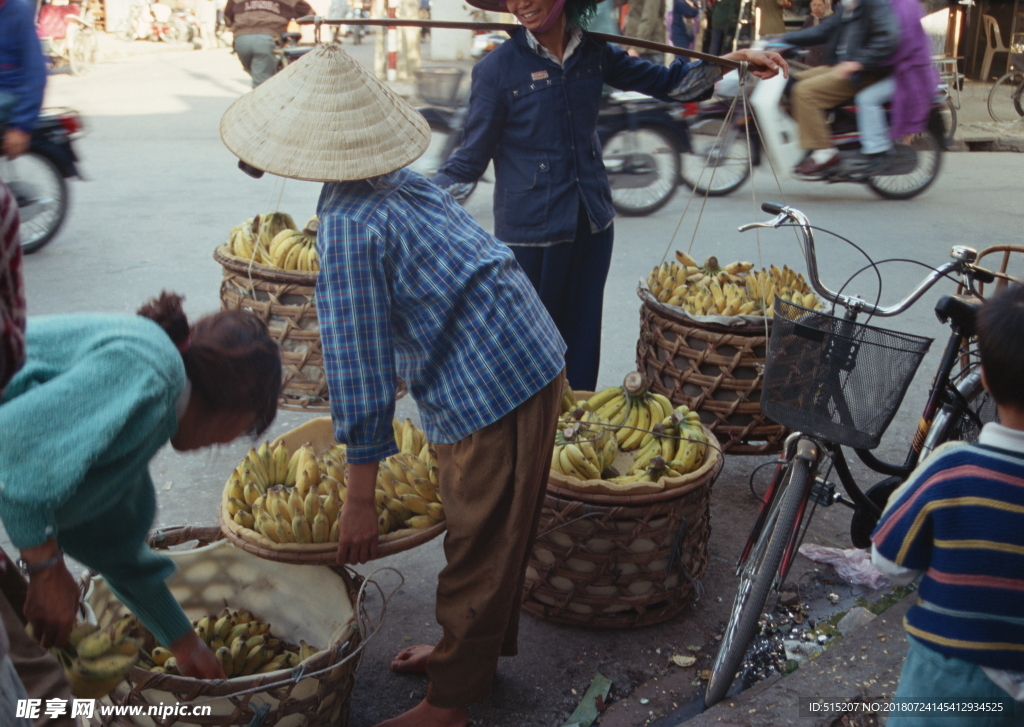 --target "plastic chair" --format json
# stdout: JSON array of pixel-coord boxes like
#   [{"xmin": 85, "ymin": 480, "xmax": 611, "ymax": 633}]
[{"xmin": 981, "ymin": 15, "xmax": 1010, "ymax": 80}]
